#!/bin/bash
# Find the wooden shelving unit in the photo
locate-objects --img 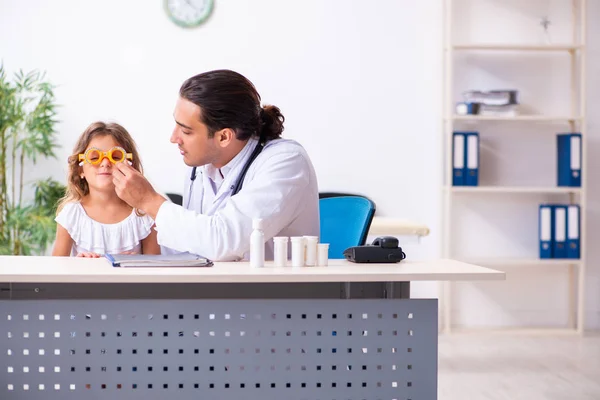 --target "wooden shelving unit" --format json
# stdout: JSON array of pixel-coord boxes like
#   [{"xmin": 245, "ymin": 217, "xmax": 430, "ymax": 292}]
[{"xmin": 441, "ymin": 0, "xmax": 587, "ymax": 334}]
